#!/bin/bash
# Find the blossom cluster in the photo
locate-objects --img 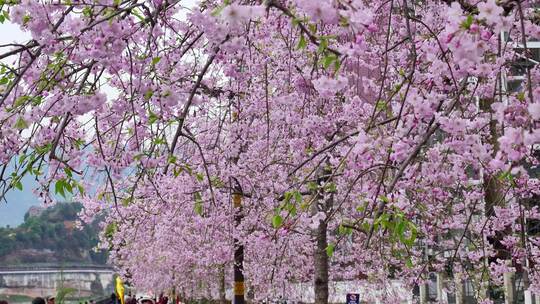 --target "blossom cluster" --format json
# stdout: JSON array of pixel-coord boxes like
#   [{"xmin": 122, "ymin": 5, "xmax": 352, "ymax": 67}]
[{"xmin": 1, "ymin": 0, "xmax": 540, "ymax": 302}]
